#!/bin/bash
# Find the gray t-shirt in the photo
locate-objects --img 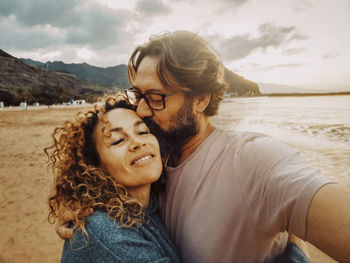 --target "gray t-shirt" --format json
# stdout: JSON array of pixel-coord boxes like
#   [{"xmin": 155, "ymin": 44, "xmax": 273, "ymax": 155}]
[{"xmin": 160, "ymin": 128, "xmax": 333, "ymax": 263}]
